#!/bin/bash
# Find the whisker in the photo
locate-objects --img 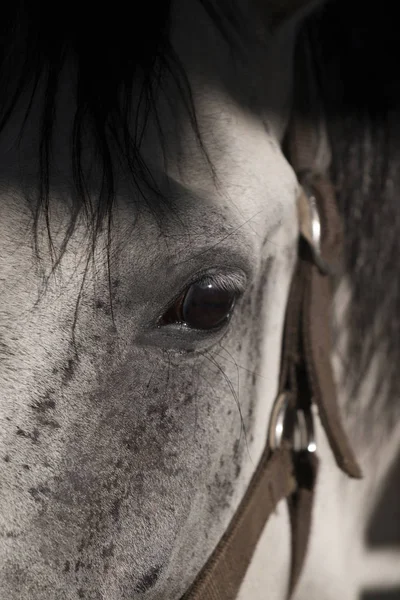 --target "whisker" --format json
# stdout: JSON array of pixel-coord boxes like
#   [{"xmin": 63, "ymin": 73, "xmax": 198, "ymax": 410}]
[
  {"xmin": 218, "ymin": 343, "xmax": 240, "ymax": 403},
  {"xmin": 200, "ymin": 350, "xmax": 251, "ymax": 461},
  {"xmin": 212, "ymin": 350, "xmax": 271, "ymax": 383}
]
